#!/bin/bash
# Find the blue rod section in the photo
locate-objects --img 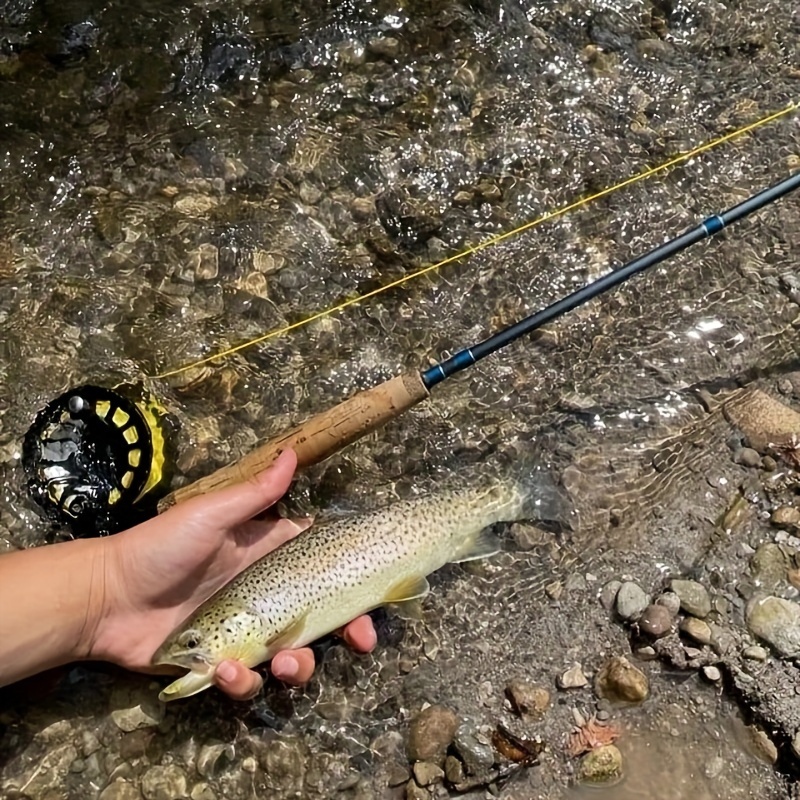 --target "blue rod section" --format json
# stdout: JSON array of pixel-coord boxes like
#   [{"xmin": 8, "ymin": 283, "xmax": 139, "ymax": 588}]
[{"xmin": 422, "ymin": 170, "xmax": 800, "ymax": 390}]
